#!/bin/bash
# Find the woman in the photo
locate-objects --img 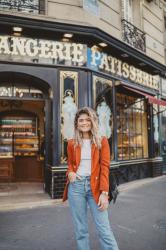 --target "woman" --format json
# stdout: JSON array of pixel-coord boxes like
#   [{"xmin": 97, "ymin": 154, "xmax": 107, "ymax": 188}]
[{"xmin": 63, "ymin": 107, "xmax": 119, "ymax": 250}]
